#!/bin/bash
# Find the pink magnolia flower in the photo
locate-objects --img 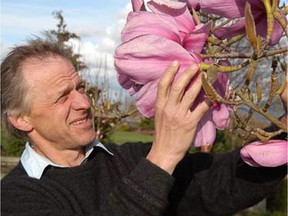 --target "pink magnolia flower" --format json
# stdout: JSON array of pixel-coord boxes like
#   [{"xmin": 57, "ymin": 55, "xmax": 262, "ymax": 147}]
[
  {"xmin": 186, "ymin": 0, "xmax": 286, "ymax": 45},
  {"xmin": 131, "ymin": 0, "xmax": 144, "ymax": 11},
  {"xmin": 192, "ymin": 60, "xmax": 231, "ymax": 147},
  {"xmin": 240, "ymin": 140, "xmax": 288, "ymax": 167},
  {"xmin": 114, "ymin": 0, "xmax": 230, "ymax": 146}
]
